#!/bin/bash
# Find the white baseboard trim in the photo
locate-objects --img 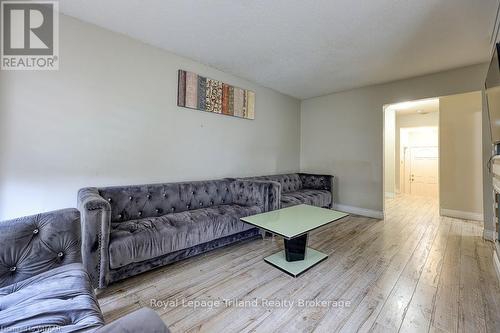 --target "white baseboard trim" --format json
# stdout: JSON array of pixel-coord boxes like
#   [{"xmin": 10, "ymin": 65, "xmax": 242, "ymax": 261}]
[
  {"xmin": 385, "ymin": 192, "xmax": 395, "ymax": 198},
  {"xmin": 494, "ymin": 250, "xmax": 500, "ymax": 284},
  {"xmin": 483, "ymin": 229, "xmax": 498, "ymax": 242},
  {"xmin": 439, "ymin": 208, "xmax": 483, "ymax": 222},
  {"xmin": 334, "ymin": 204, "xmax": 384, "ymax": 219}
]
